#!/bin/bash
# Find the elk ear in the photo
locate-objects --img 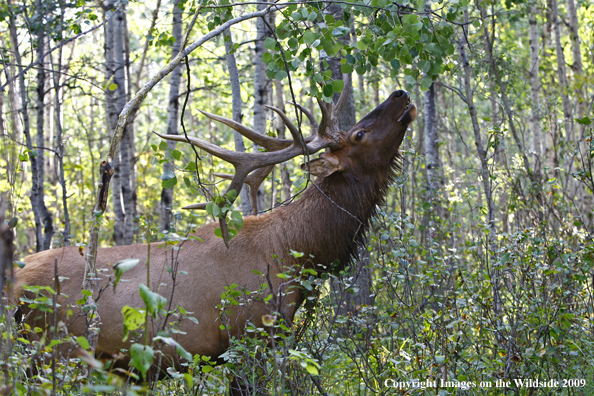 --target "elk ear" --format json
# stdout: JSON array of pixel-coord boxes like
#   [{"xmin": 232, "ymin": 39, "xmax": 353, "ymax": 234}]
[{"xmin": 301, "ymin": 155, "xmax": 343, "ymax": 177}]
